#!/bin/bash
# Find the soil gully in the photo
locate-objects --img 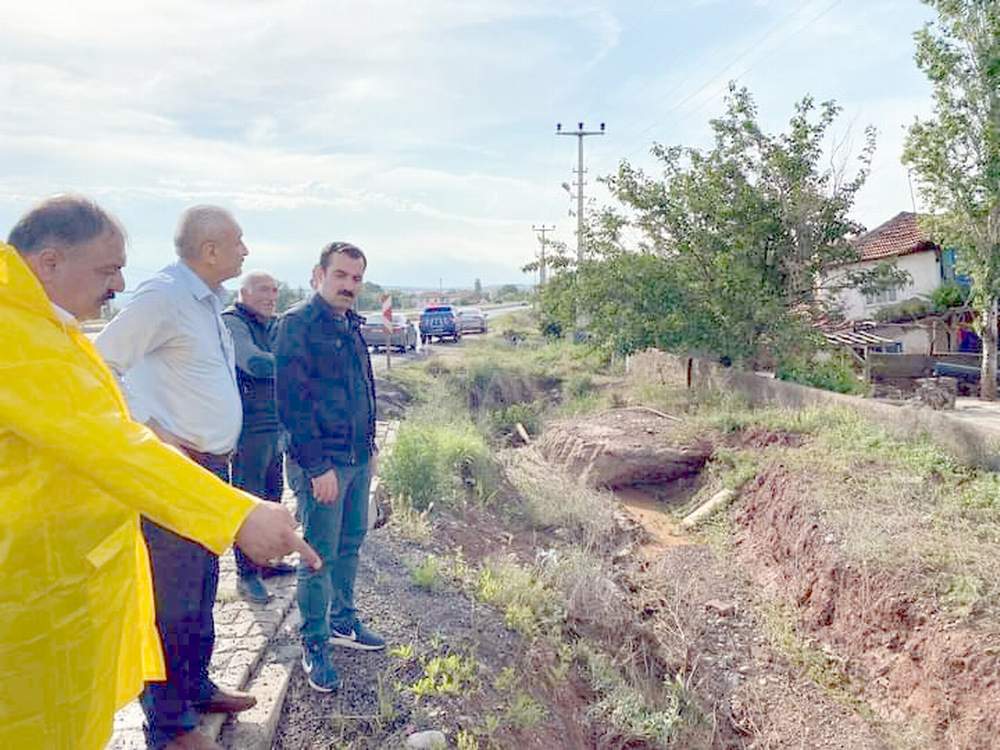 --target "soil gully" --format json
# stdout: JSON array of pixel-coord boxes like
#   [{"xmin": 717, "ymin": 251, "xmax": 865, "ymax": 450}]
[{"xmin": 614, "ymin": 485, "xmax": 693, "ymax": 554}]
